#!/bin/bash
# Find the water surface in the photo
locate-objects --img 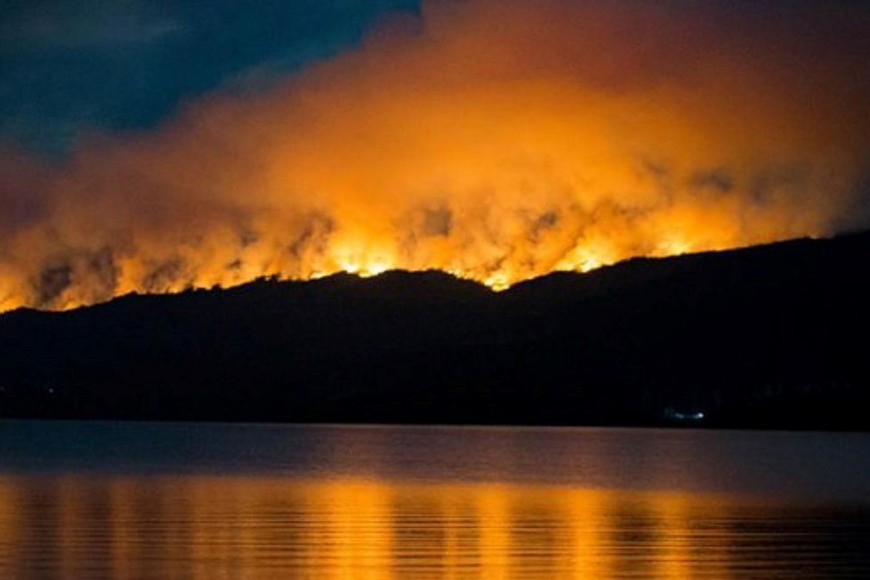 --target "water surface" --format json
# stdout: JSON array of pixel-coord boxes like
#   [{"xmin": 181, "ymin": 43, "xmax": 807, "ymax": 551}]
[{"xmin": 0, "ymin": 421, "xmax": 868, "ymax": 578}]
